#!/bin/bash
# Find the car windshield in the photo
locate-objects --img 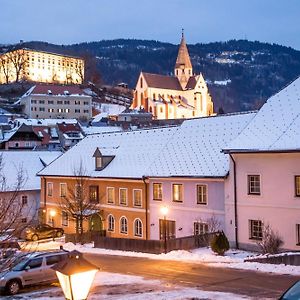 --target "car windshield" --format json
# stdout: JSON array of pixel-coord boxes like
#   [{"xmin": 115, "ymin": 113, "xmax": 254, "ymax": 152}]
[{"xmin": 281, "ymin": 281, "xmax": 300, "ymax": 300}]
